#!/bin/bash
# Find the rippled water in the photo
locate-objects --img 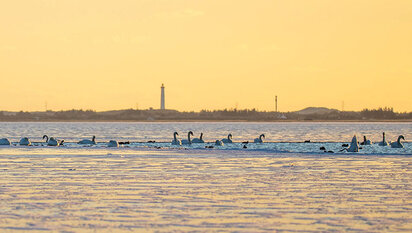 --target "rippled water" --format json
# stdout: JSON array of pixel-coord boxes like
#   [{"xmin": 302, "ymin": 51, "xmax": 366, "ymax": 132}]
[
  {"xmin": 1, "ymin": 122, "xmax": 411, "ymax": 232},
  {"xmin": 0, "ymin": 151, "xmax": 411, "ymax": 232},
  {"xmin": 1, "ymin": 122, "xmax": 411, "ymax": 155}
]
